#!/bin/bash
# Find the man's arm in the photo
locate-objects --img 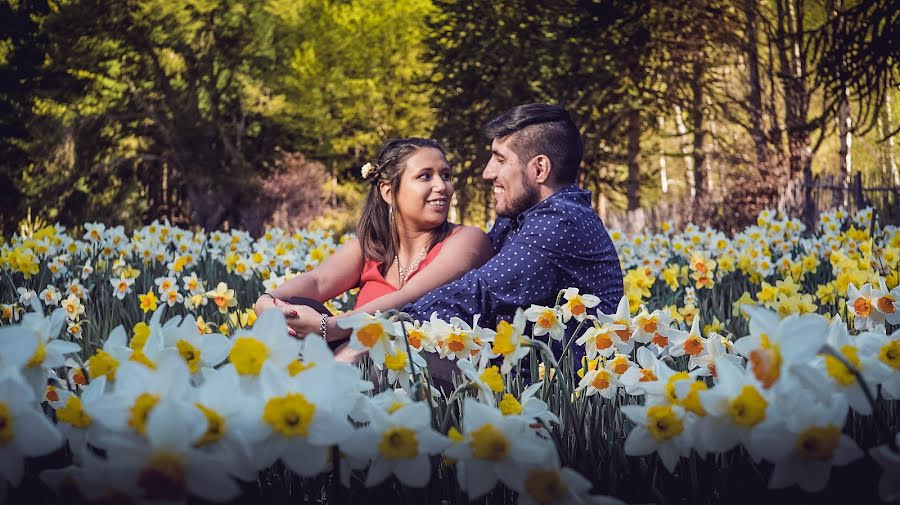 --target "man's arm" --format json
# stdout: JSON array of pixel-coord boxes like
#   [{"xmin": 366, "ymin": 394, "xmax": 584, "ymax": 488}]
[{"xmin": 404, "ymin": 211, "xmax": 575, "ymax": 327}]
